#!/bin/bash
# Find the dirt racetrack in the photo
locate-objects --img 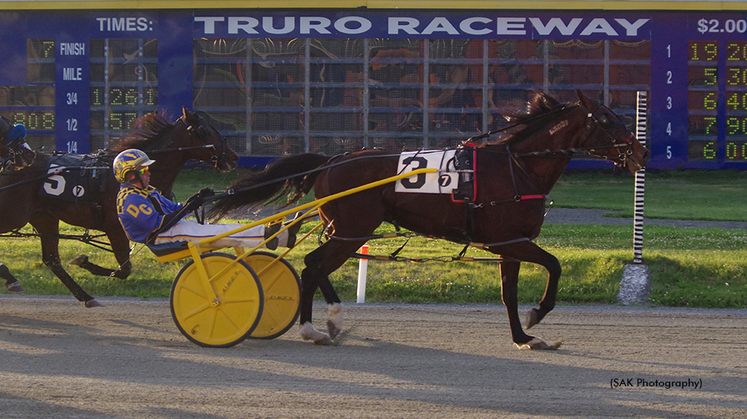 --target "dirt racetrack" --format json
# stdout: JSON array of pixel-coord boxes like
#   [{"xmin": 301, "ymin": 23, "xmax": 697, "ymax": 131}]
[{"xmin": 1, "ymin": 295, "xmax": 746, "ymax": 419}]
